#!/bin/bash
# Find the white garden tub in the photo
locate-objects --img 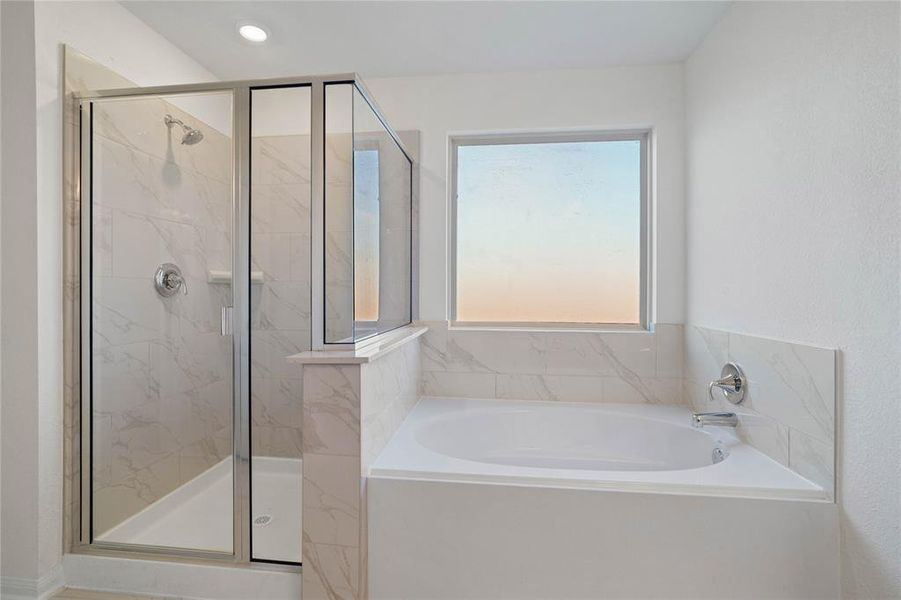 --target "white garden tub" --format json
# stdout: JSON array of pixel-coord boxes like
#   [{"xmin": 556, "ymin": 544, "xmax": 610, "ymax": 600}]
[
  {"xmin": 371, "ymin": 397, "xmax": 824, "ymax": 499},
  {"xmin": 368, "ymin": 397, "xmax": 838, "ymax": 599}
]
